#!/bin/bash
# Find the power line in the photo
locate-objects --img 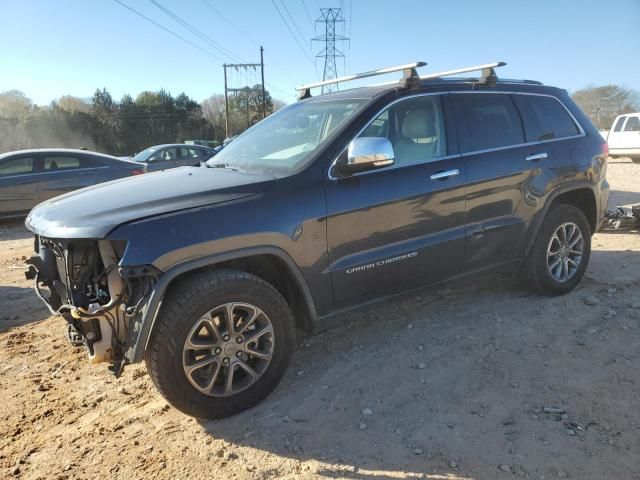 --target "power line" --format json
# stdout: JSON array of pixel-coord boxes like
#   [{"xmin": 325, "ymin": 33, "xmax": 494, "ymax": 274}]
[
  {"xmin": 280, "ymin": 0, "xmax": 308, "ymax": 47},
  {"xmin": 270, "ymin": 0, "xmax": 317, "ymax": 71},
  {"xmin": 200, "ymin": 0, "xmax": 258, "ymax": 48},
  {"xmin": 113, "ymin": 0, "xmax": 225, "ymax": 62},
  {"xmin": 149, "ymin": 0, "xmax": 245, "ymax": 63},
  {"xmin": 300, "ymin": 0, "xmax": 314, "ymax": 25}
]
